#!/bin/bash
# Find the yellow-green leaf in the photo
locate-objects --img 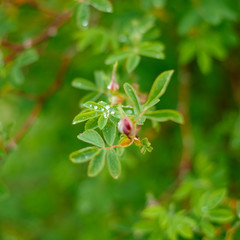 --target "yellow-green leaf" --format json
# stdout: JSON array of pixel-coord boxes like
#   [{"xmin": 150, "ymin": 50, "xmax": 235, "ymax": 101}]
[
  {"xmin": 77, "ymin": 130, "xmax": 105, "ymax": 147},
  {"xmin": 126, "ymin": 54, "xmax": 141, "ymax": 73},
  {"xmin": 144, "ymin": 109, "xmax": 183, "ymax": 124},
  {"xmin": 107, "ymin": 149, "xmax": 121, "ymax": 179},
  {"xmin": 88, "ymin": 149, "xmax": 106, "ymax": 177},
  {"xmin": 145, "ymin": 70, "xmax": 174, "ymax": 108},
  {"xmin": 70, "ymin": 147, "xmax": 99, "ymax": 163},
  {"xmin": 123, "ymin": 83, "xmax": 141, "ymax": 114}
]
